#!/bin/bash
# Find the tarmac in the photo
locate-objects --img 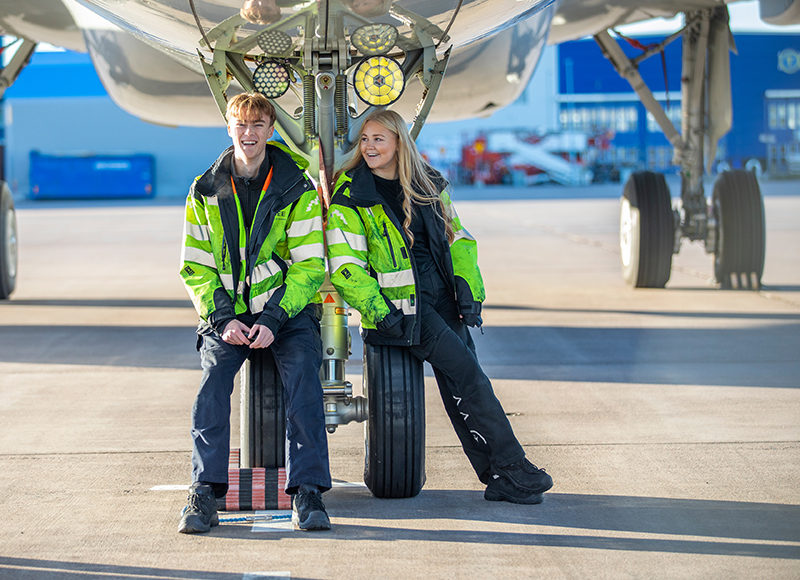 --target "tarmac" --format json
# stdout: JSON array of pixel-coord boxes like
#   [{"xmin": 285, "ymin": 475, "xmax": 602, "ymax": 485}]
[{"xmin": 0, "ymin": 179, "xmax": 798, "ymax": 578}]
